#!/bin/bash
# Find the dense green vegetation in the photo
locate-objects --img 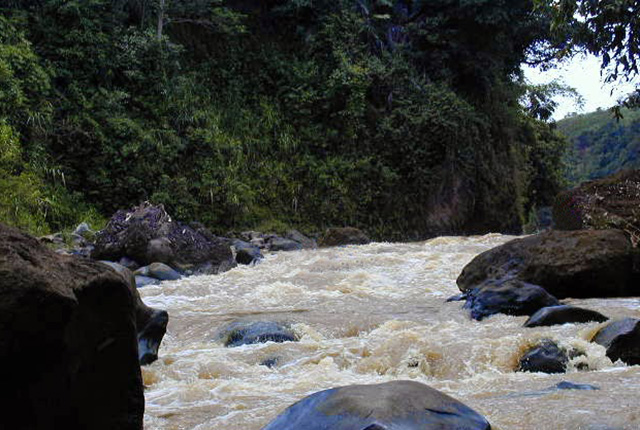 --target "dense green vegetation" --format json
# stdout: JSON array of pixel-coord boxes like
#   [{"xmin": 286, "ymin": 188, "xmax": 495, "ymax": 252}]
[
  {"xmin": 558, "ymin": 108, "xmax": 640, "ymax": 185},
  {"xmin": 0, "ymin": 1, "xmax": 570, "ymax": 239}
]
